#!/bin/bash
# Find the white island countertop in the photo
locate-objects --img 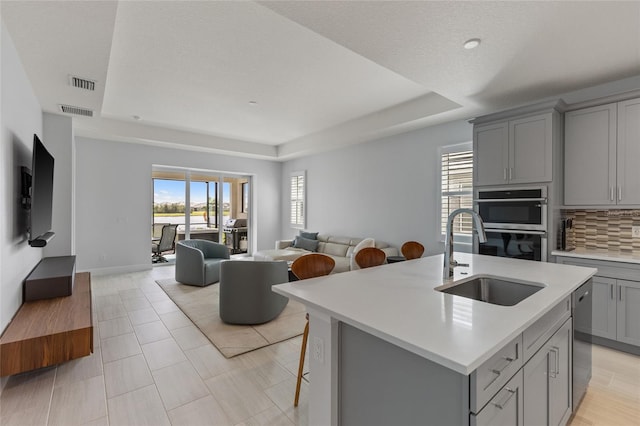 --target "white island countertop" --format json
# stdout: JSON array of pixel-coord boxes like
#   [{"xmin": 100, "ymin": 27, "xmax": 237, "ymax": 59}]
[{"xmin": 273, "ymin": 253, "xmax": 596, "ymax": 375}]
